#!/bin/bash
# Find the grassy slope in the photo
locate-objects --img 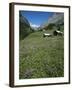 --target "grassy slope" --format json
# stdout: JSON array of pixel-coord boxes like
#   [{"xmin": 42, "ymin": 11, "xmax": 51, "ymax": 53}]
[{"xmin": 19, "ymin": 31, "xmax": 64, "ymax": 79}]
